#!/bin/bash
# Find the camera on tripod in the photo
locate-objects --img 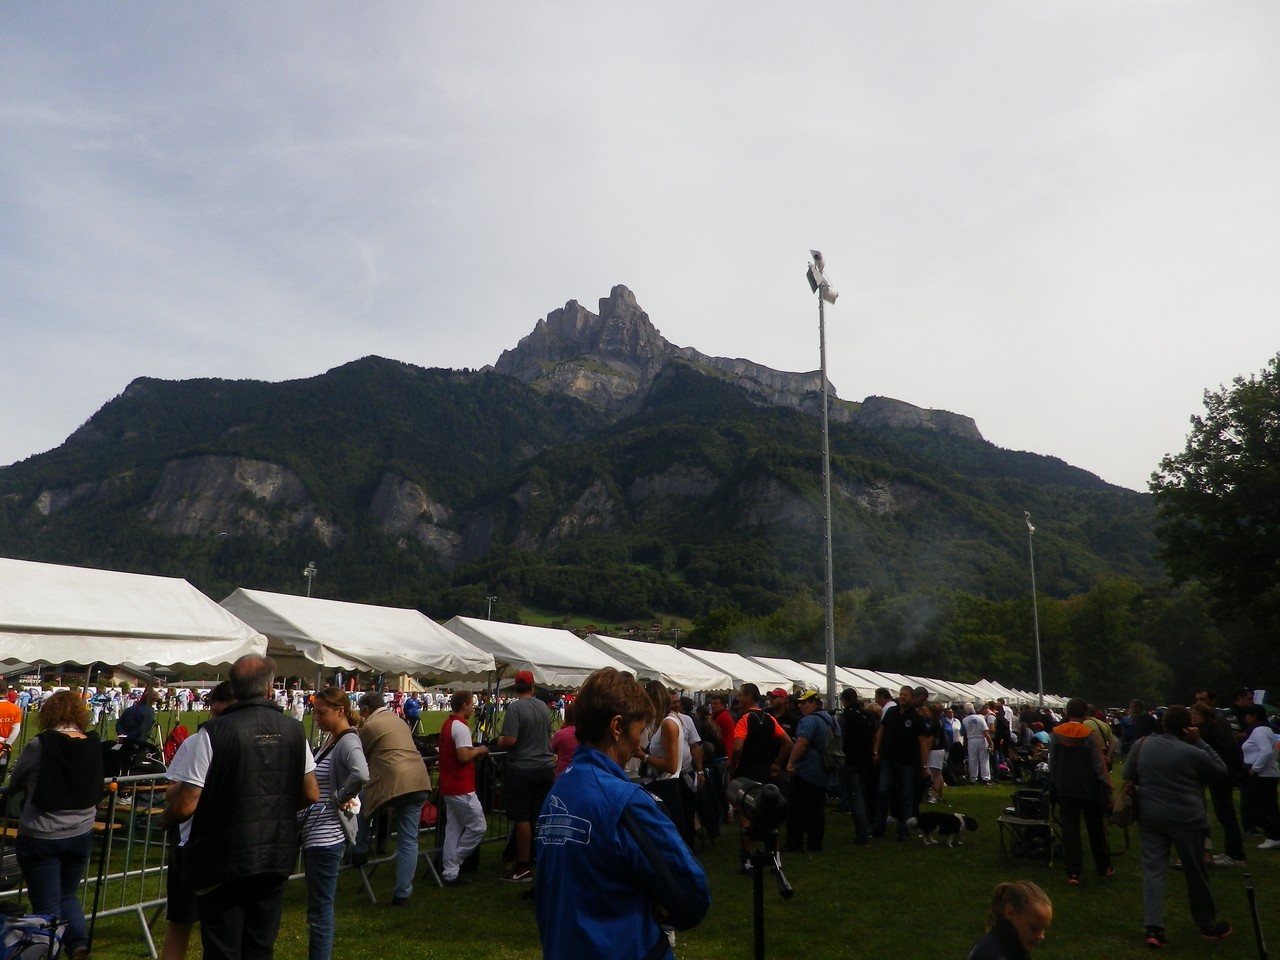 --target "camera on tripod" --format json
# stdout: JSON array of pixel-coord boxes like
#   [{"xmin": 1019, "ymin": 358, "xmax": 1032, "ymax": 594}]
[{"xmin": 727, "ymin": 777, "xmax": 787, "ymax": 838}]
